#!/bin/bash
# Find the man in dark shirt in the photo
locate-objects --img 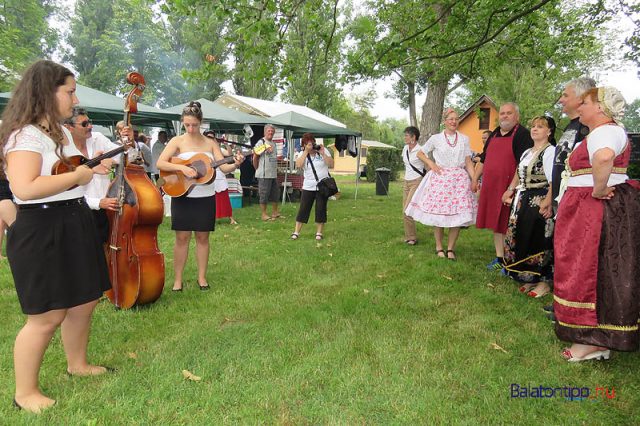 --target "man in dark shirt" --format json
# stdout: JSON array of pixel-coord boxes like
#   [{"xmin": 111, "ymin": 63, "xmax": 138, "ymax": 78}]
[
  {"xmin": 540, "ymin": 77, "xmax": 595, "ymax": 319},
  {"xmin": 539, "ymin": 77, "xmax": 595, "ymax": 217}
]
